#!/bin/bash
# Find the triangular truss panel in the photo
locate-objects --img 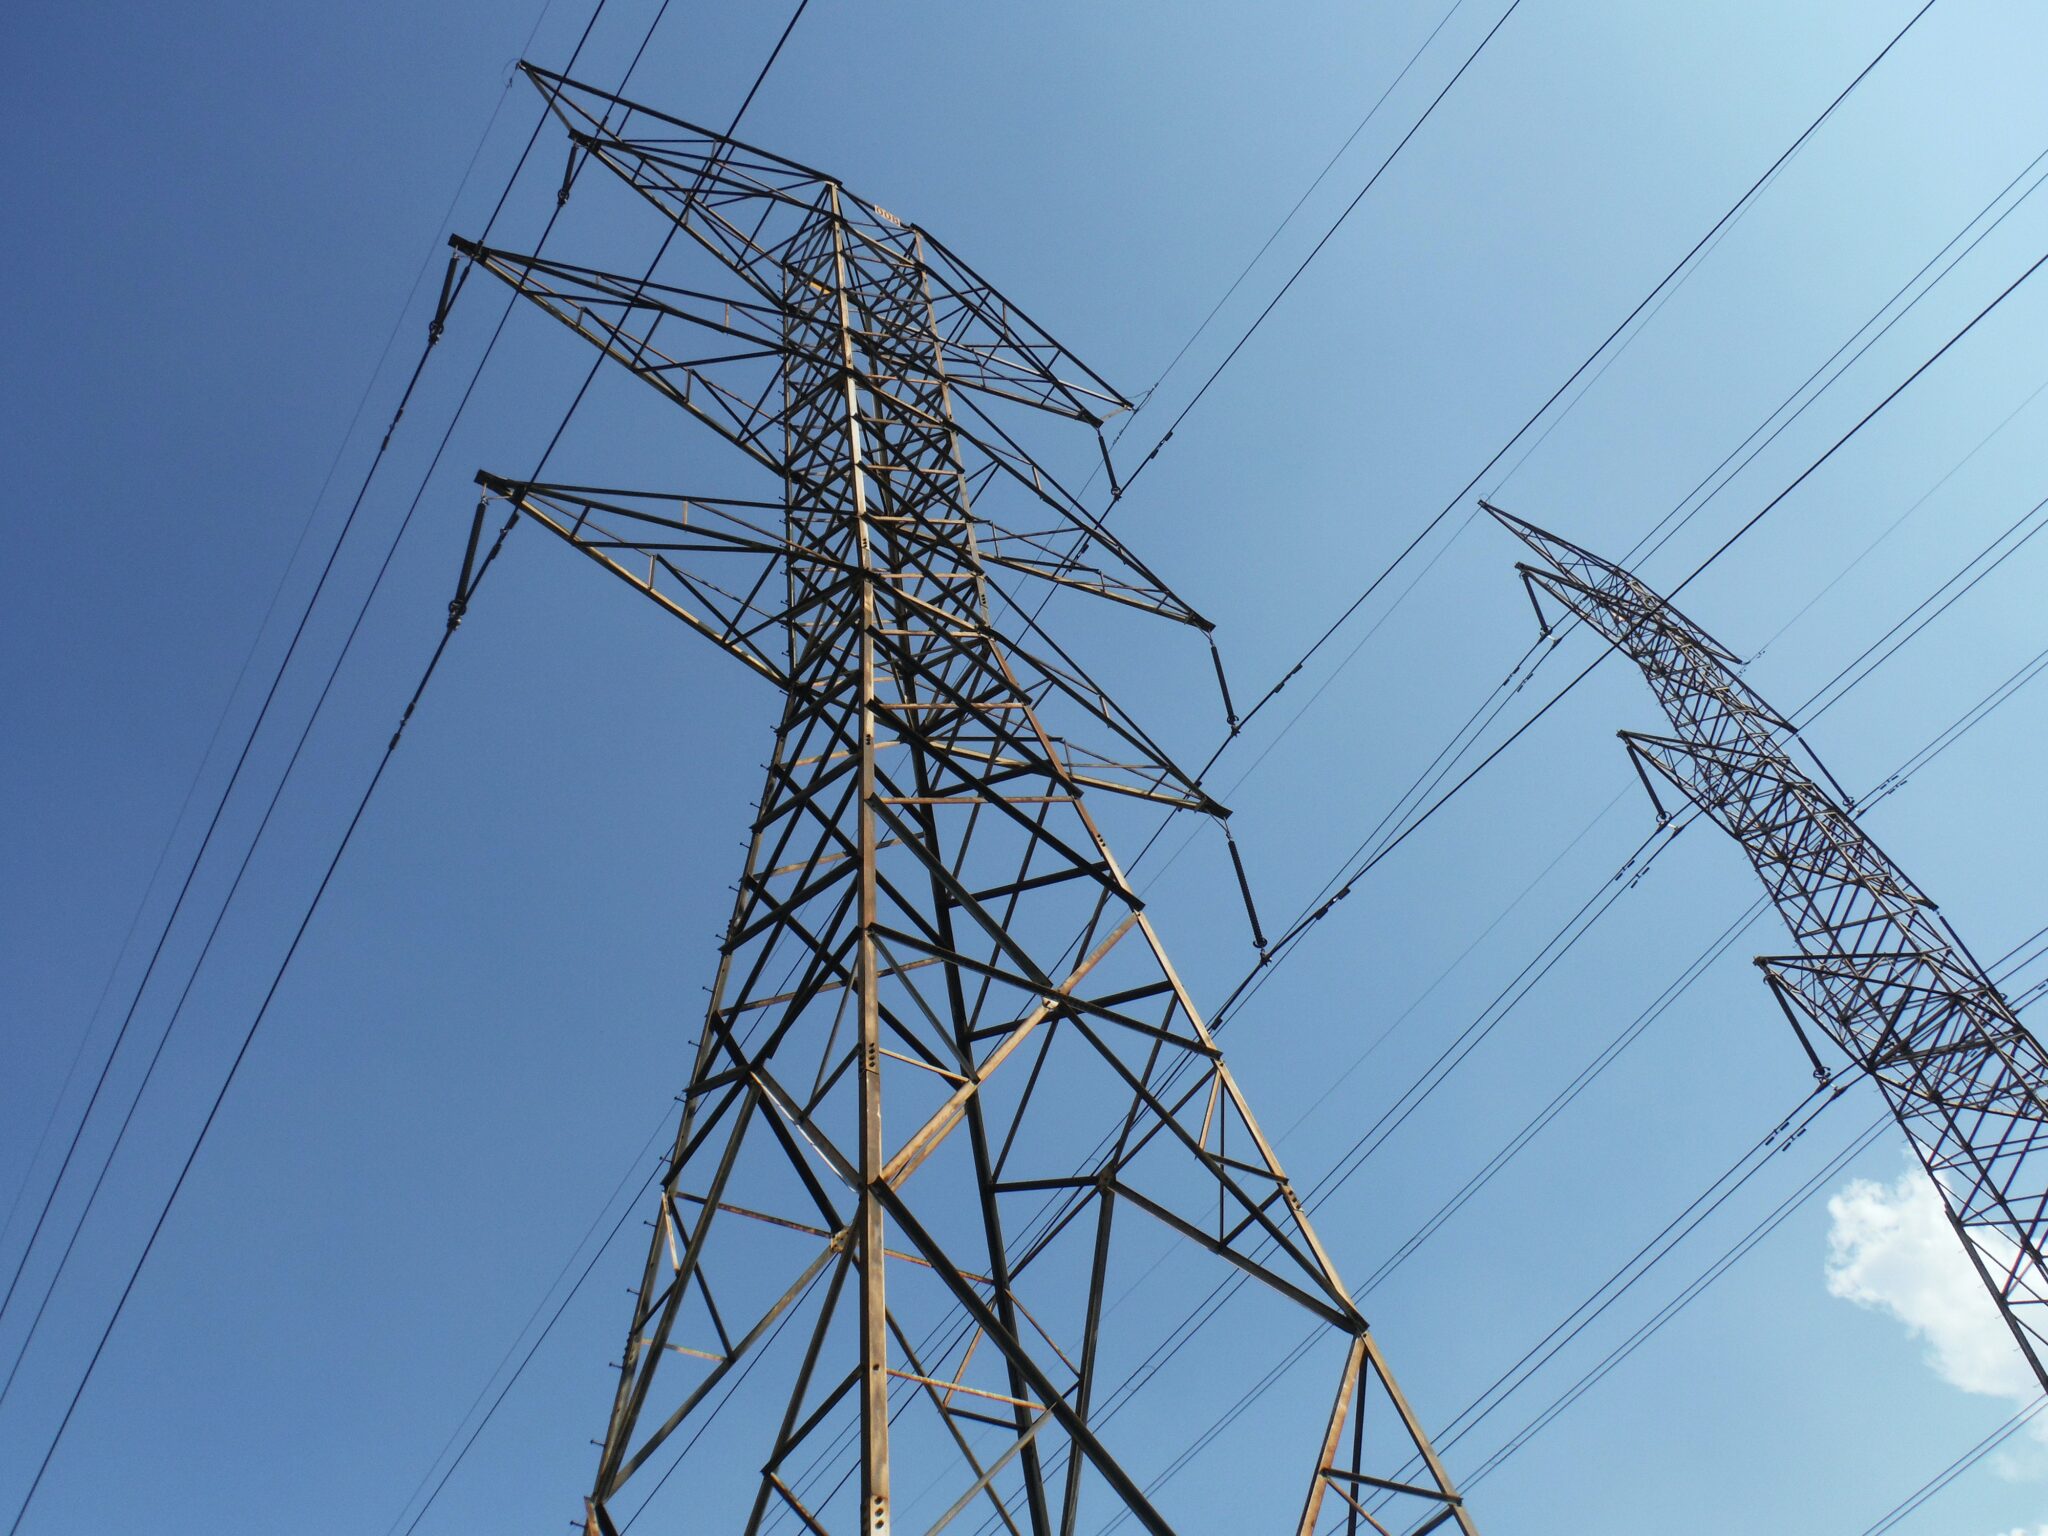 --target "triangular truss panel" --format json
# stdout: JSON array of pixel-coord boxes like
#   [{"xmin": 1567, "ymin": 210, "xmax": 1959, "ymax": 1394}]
[{"xmin": 451, "ymin": 65, "xmax": 1475, "ymax": 1536}]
